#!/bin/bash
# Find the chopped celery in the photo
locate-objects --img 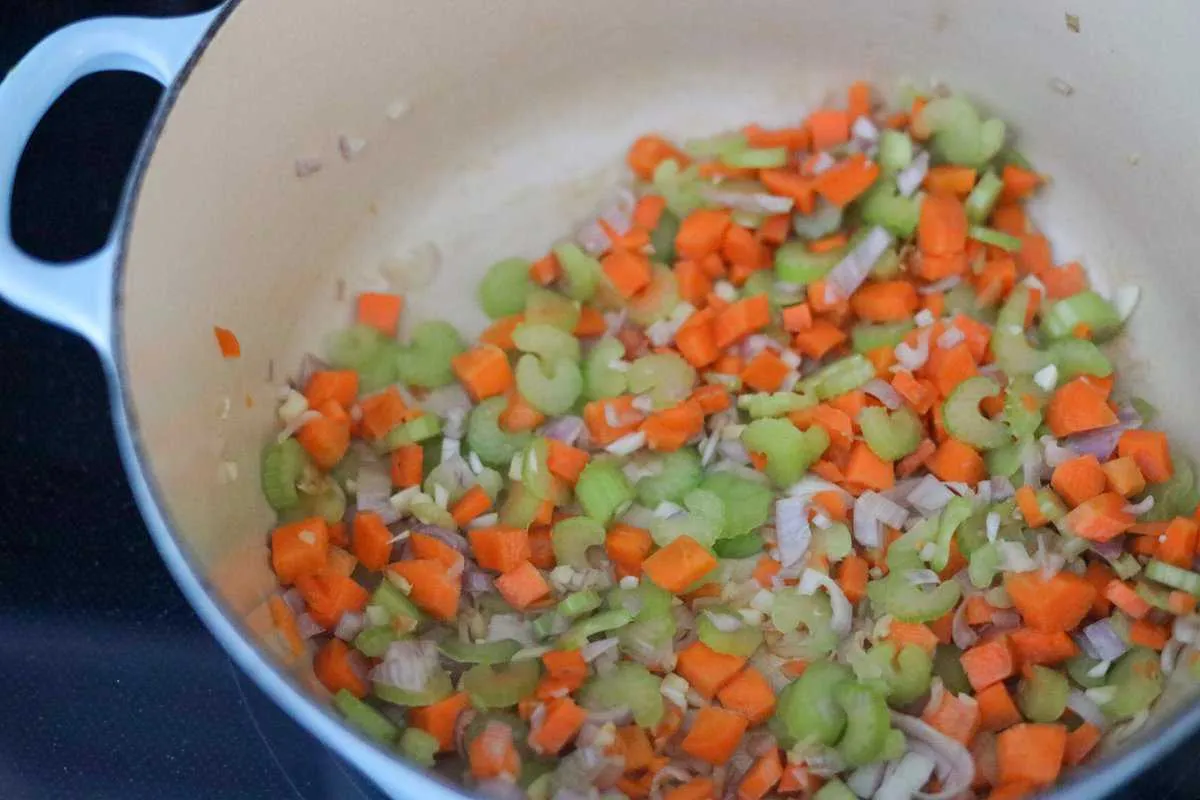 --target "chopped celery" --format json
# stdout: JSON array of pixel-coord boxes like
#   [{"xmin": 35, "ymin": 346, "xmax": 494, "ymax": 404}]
[
  {"xmin": 851, "ymin": 321, "xmax": 915, "ymax": 354},
  {"xmin": 524, "ymin": 288, "xmax": 581, "ymax": 333},
  {"xmin": 513, "ymin": 323, "xmax": 581, "ymax": 363},
  {"xmin": 328, "ymin": 323, "xmax": 391, "ymax": 376},
  {"xmin": 968, "ymin": 542, "xmax": 1001, "ymax": 588},
  {"xmin": 775, "ymin": 243, "xmax": 843, "ymax": 285},
  {"xmin": 859, "ymin": 406, "xmax": 922, "ymax": 461},
  {"xmin": 774, "ymin": 660, "xmax": 854, "ymax": 747},
  {"xmin": 859, "ymin": 181, "xmax": 921, "ymax": 238},
  {"xmin": 580, "ymin": 663, "xmax": 664, "ymax": 728},
  {"xmin": 1135, "ymin": 580, "xmax": 1173, "ymax": 612},
  {"xmin": 385, "ymin": 413, "xmax": 442, "ymax": 449},
  {"xmin": 626, "ymin": 265, "xmax": 680, "ymax": 327},
  {"xmin": 992, "ymin": 287, "xmax": 1050, "ymax": 376},
  {"xmin": 871, "ymin": 247, "xmax": 904, "ymax": 279},
  {"xmin": 916, "ymin": 95, "xmax": 1006, "ymax": 168},
  {"xmin": 399, "ymin": 728, "xmax": 438, "ymax": 767},
  {"xmin": 354, "ymin": 626, "xmax": 405, "ymax": 658},
  {"xmin": 627, "ymin": 353, "xmax": 696, "ymax": 408},
  {"xmin": 815, "ymin": 780, "xmax": 857, "ymax": 800},
  {"xmin": 1131, "ymin": 396, "xmax": 1158, "ymax": 424},
  {"xmin": 1017, "ymin": 666, "xmax": 1069, "ymax": 722},
  {"xmin": 438, "ymin": 638, "xmax": 522, "ymax": 665},
  {"xmin": 650, "ymin": 209, "xmax": 681, "ymax": 262},
  {"xmin": 955, "ymin": 508, "xmax": 991, "ymax": 556},
  {"xmin": 985, "ymin": 441, "xmax": 1025, "ymax": 481},
  {"xmin": 374, "ymin": 580, "xmax": 425, "ymax": 629},
  {"xmin": 1144, "ymin": 457, "xmax": 1200, "ymax": 522},
  {"xmin": 1002, "ymin": 378, "xmax": 1045, "ymax": 439},
  {"xmin": 552, "ymin": 517, "xmax": 607, "ymax": 569},
  {"xmin": 944, "ymin": 283, "xmax": 981, "ymax": 319},
  {"xmin": 479, "ymin": 257, "xmax": 535, "ymax": 319},
  {"xmin": 559, "ymin": 609, "xmax": 634, "ymax": 650},
  {"xmin": 815, "ymin": 522, "xmax": 854, "ymax": 562},
  {"xmin": 834, "ymin": 682, "xmax": 891, "ymax": 767},
  {"xmin": 467, "ymin": 397, "xmax": 533, "ymax": 467},
  {"xmin": 499, "ymin": 482, "xmax": 543, "ymax": 529},
  {"xmin": 618, "ymin": 614, "xmax": 677, "ymax": 667},
  {"xmin": 934, "ymin": 645, "xmax": 973, "ymax": 695},
  {"xmin": 942, "ymin": 376, "xmax": 1009, "ymax": 450},
  {"xmin": 462, "ymin": 660, "xmax": 542, "ymax": 710},
  {"xmin": 890, "ymin": 644, "xmax": 935, "ymax": 705},
  {"xmin": 698, "ymin": 609, "xmax": 764, "ymax": 657},
  {"xmin": 742, "ymin": 418, "xmax": 829, "ymax": 487},
  {"xmin": 576, "ymin": 460, "xmax": 634, "ymax": 523},
  {"xmin": 1065, "ymin": 655, "xmax": 1108, "ymax": 689},
  {"xmin": 653, "ymin": 159, "xmax": 705, "ymax": 218},
  {"xmin": 771, "ymin": 593, "xmax": 838, "ymax": 659},
  {"xmin": 700, "ymin": 472, "xmax": 772, "ymax": 538},
  {"xmin": 650, "ymin": 502, "xmax": 720, "ymax": 550},
  {"xmin": 1041, "ymin": 291, "xmax": 1123, "ymax": 341},
  {"xmin": 1111, "ymin": 552, "xmax": 1143, "ymax": 580},
  {"xmin": 807, "ymin": 354, "xmax": 876, "ymax": 400},
  {"xmin": 1100, "ymin": 647, "xmax": 1163, "ymax": 720},
  {"xmin": 553, "ymin": 243, "xmax": 603, "ymax": 302},
  {"xmin": 262, "ymin": 438, "xmax": 308, "ymax": 511},
  {"xmin": 515, "ymin": 355, "xmax": 583, "ymax": 415},
  {"xmin": 867, "ymin": 573, "xmax": 962, "ymax": 623},
  {"xmin": 522, "ymin": 438, "xmax": 569, "ymax": 504},
  {"xmin": 792, "ymin": 203, "xmax": 844, "ymax": 241},
  {"xmin": 930, "ymin": 497, "xmax": 973, "ymax": 571},
  {"xmin": 395, "ymin": 320, "xmax": 465, "ymax": 389},
  {"xmin": 721, "ymin": 146, "xmax": 788, "ymax": 169},
  {"xmin": 713, "ymin": 531, "xmax": 764, "ymax": 558},
  {"xmin": 1145, "ymin": 560, "xmax": 1200, "ymax": 596},
  {"xmin": 334, "ymin": 689, "xmax": 399, "ymax": 744},
  {"xmin": 607, "ymin": 580, "xmax": 672, "ymax": 620},
  {"xmin": 557, "ymin": 590, "xmax": 603, "ymax": 619},
  {"xmin": 374, "ymin": 668, "xmax": 453, "ymax": 707},
  {"xmin": 968, "ymin": 225, "xmax": 1023, "ymax": 252},
  {"xmin": 879, "ymin": 130, "xmax": 914, "ymax": 173},
  {"xmin": 1048, "ymin": 337, "xmax": 1113, "ymax": 379},
  {"xmin": 685, "ymin": 132, "xmax": 748, "ymax": 158},
  {"xmin": 739, "ymin": 391, "xmax": 817, "ymax": 418},
  {"xmin": 965, "ymin": 169, "xmax": 1003, "ymax": 224},
  {"xmin": 531, "ymin": 612, "xmax": 562, "ymax": 640},
  {"xmin": 583, "ymin": 337, "xmax": 629, "ymax": 400},
  {"xmin": 636, "ymin": 448, "xmax": 703, "ymax": 506}
]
